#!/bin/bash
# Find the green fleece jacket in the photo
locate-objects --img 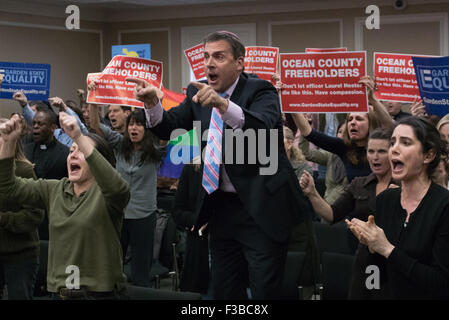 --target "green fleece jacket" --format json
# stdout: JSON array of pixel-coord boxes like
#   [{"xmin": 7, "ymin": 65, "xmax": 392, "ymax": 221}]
[
  {"xmin": 0, "ymin": 160, "xmax": 44, "ymax": 262},
  {"xmin": 0, "ymin": 149, "xmax": 130, "ymax": 293}
]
